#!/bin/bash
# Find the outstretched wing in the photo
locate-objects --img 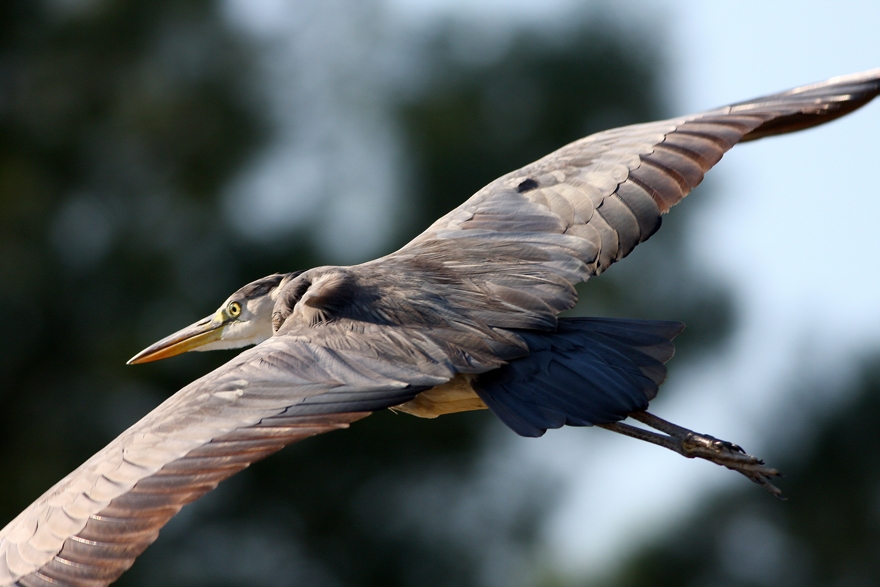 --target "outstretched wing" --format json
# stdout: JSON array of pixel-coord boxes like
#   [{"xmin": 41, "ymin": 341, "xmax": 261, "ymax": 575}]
[
  {"xmin": 0, "ymin": 327, "xmax": 454, "ymax": 587},
  {"xmin": 3, "ymin": 70, "xmax": 879, "ymax": 587},
  {"xmin": 382, "ymin": 69, "xmax": 880, "ymax": 323}
]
